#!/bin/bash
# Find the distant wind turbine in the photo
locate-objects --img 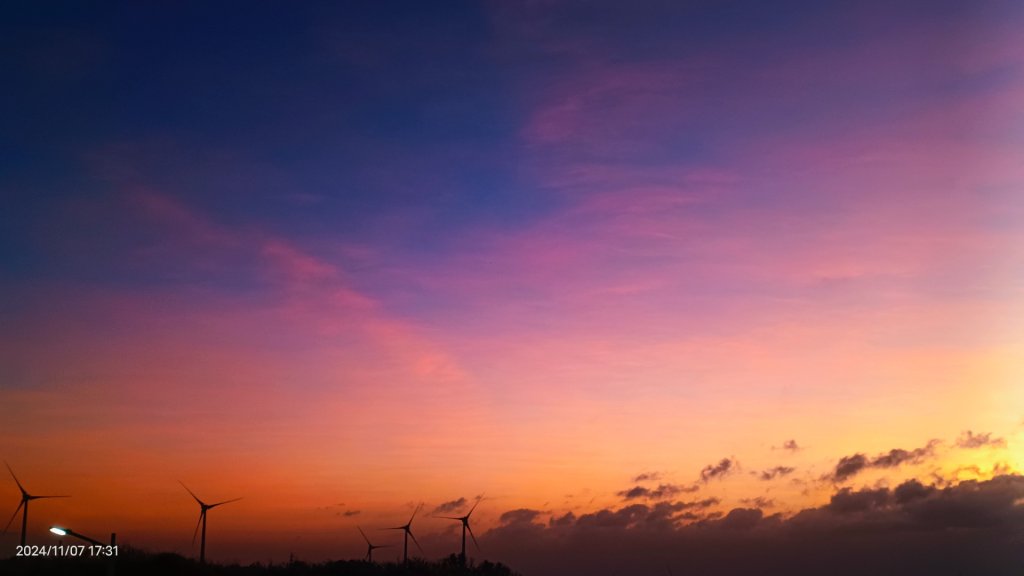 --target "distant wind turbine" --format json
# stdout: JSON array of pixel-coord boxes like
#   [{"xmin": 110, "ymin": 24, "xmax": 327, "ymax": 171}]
[
  {"xmin": 435, "ymin": 495, "xmax": 483, "ymax": 565},
  {"xmin": 3, "ymin": 462, "xmax": 69, "ymax": 546},
  {"xmin": 384, "ymin": 504, "xmax": 423, "ymax": 563},
  {"xmin": 357, "ymin": 526, "xmax": 390, "ymax": 562},
  {"xmin": 179, "ymin": 481, "xmax": 241, "ymax": 564}
]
